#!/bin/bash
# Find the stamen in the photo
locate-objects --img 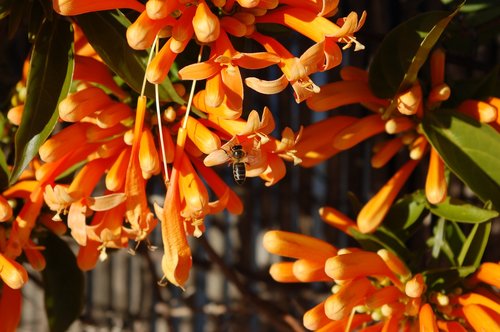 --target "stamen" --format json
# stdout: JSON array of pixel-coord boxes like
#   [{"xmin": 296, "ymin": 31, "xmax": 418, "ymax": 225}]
[
  {"xmin": 182, "ymin": 45, "xmax": 205, "ymax": 130},
  {"xmin": 152, "ymin": 34, "xmax": 171, "ymax": 184}
]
